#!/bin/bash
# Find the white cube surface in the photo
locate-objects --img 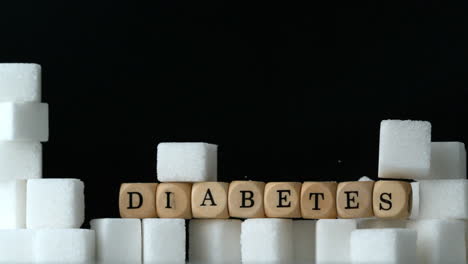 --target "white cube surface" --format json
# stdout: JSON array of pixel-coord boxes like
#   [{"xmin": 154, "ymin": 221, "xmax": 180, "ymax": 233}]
[
  {"xmin": 351, "ymin": 229, "xmax": 417, "ymax": 264},
  {"xmin": 0, "ymin": 180, "xmax": 26, "ymax": 228},
  {"xmin": 357, "ymin": 219, "xmax": 408, "ymax": 229},
  {"xmin": 0, "ymin": 142, "xmax": 42, "ymax": 180},
  {"xmin": 190, "ymin": 219, "xmax": 241, "ymax": 264},
  {"xmin": 0, "ymin": 229, "xmax": 36, "ymax": 263},
  {"xmin": 90, "ymin": 218, "xmax": 142, "ymax": 263},
  {"xmin": 27, "ymin": 179, "xmax": 85, "ymax": 228},
  {"xmin": 34, "ymin": 229, "xmax": 95, "ymax": 263},
  {"xmin": 293, "ymin": 220, "xmax": 316, "ymax": 264},
  {"xmin": 157, "ymin": 142, "xmax": 217, "ymax": 182},
  {"xmin": 143, "ymin": 219, "xmax": 186, "ymax": 264},
  {"xmin": 378, "ymin": 119, "xmax": 431, "ymax": 179},
  {"xmin": 316, "ymin": 219, "xmax": 357, "ymax": 264},
  {"xmin": 418, "ymin": 179, "xmax": 468, "ymax": 219},
  {"xmin": 241, "ymin": 218, "xmax": 293, "ymax": 263},
  {"xmin": 408, "ymin": 220, "xmax": 466, "ymax": 264},
  {"xmin": 0, "ymin": 102, "xmax": 48, "ymax": 141},
  {"xmin": 410, "ymin": 181, "xmax": 420, "ymax": 219},
  {"xmin": 0, "ymin": 63, "xmax": 41, "ymax": 102},
  {"xmin": 430, "ymin": 142, "xmax": 467, "ymax": 179}
]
